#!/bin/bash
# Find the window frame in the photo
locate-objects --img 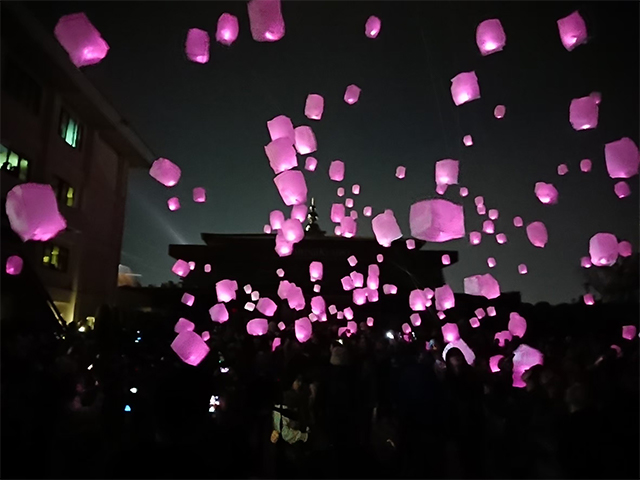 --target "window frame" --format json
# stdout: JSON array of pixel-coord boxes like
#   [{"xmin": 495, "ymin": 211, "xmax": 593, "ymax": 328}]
[
  {"xmin": 54, "ymin": 176, "xmax": 78, "ymax": 208},
  {"xmin": 0, "ymin": 143, "xmax": 30, "ymax": 181},
  {"xmin": 42, "ymin": 243, "xmax": 69, "ymax": 272},
  {"xmin": 58, "ymin": 106, "xmax": 83, "ymax": 150}
]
